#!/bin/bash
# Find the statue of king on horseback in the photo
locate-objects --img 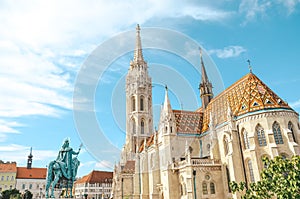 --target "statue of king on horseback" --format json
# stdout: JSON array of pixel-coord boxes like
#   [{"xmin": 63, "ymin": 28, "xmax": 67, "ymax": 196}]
[{"xmin": 46, "ymin": 139, "xmax": 81, "ymax": 198}]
